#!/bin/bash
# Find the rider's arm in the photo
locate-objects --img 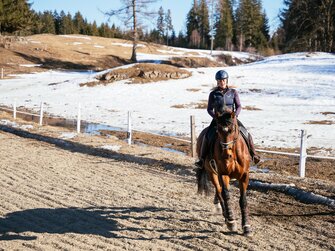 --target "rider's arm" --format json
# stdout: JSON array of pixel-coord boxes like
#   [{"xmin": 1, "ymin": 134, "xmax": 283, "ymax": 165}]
[
  {"xmin": 234, "ymin": 90, "xmax": 241, "ymax": 117},
  {"xmin": 207, "ymin": 92, "xmax": 215, "ymax": 118}
]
